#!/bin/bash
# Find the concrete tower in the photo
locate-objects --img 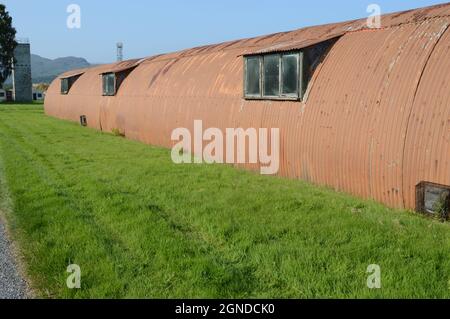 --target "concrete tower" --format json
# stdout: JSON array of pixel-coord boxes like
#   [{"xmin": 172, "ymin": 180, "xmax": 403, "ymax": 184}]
[{"xmin": 12, "ymin": 41, "xmax": 33, "ymax": 103}]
